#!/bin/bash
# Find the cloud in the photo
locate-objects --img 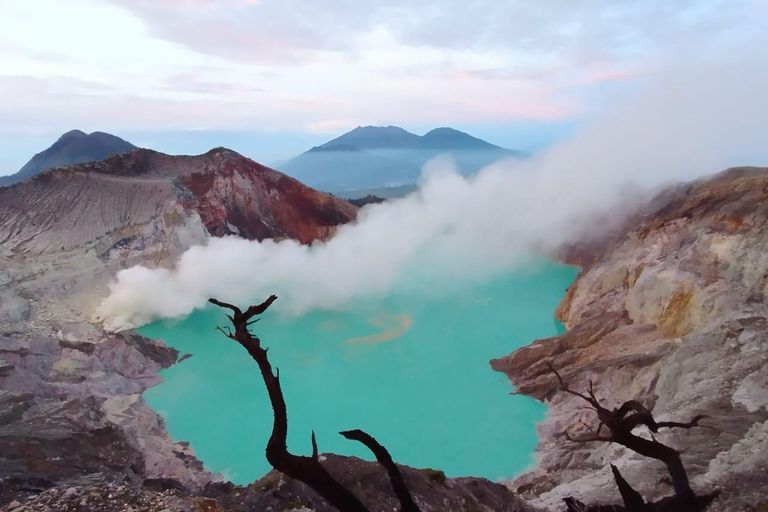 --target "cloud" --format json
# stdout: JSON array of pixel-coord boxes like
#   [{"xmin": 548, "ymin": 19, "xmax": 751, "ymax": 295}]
[
  {"xmin": 304, "ymin": 119, "xmax": 362, "ymax": 134},
  {"xmin": 95, "ymin": 45, "xmax": 768, "ymax": 330},
  {"xmin": 109, "ymin": 0, "xmax": 756, "ymax": 68},
  {"xmin": 0, "ymin": 41, "xmax": 582, "ymax": 134},
  {"xmin": 0, "ymin": 75, "xmax": 268, "ymax": 132},
  {"xmin": 6, "ymin": 0, "xmax": 764, "ymax": 139},
  {"xmin": 108, "ymin": 0, "xmax": 378, "ymax": 65},
  {"xmin": 163, "ymin": 73, "xmax": 266, "ymax": 95}
]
